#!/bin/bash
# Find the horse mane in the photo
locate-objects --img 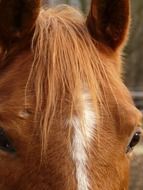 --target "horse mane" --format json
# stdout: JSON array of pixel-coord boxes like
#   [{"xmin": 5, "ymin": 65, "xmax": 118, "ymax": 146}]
[{"xmin": 26, "ymin": 5, "xmax": 130, "ymax": 155}]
